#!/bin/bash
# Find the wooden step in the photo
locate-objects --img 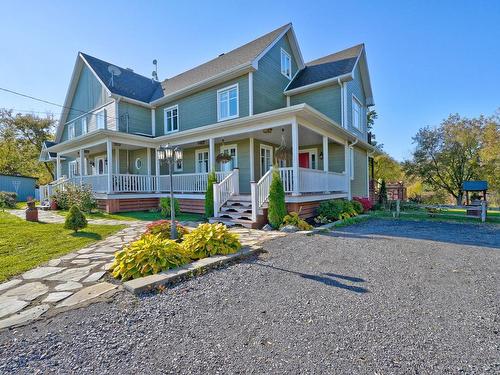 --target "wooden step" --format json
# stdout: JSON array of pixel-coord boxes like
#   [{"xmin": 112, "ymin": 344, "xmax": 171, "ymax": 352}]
[
  {"xmin": 227, "ymin": 195, "xmax": 251, "ymax": 202},
  {"xmin": 219, "ymin": 212, "xmax": 253, "ymax": 220},
  {"xmin": 220, "ymin": 206, "xmax": 252, "ymax": 214},
  {"xmin": 209, "ymin": 217, "xmax": 256, "ymax": 229}
]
